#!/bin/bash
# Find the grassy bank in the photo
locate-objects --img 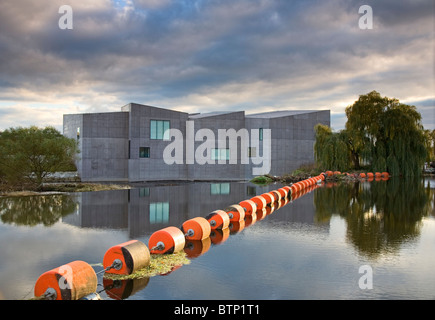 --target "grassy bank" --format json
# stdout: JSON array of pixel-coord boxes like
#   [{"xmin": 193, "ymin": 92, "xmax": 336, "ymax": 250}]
[{"xmin": 0, "ymin": 182, "xmax": 131, "ymax": 197}]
